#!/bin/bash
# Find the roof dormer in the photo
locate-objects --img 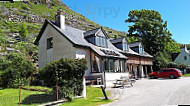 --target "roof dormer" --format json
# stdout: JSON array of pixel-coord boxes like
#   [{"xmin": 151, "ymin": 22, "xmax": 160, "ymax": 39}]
[
  {"xmin": 84, "ymin": 27, "xmax": 109, "ymax": 47},
  {"xmin": 110, "ymin": 37, "xmax": 129, "ymax": 51},
  {"xmin": 129, "ymin": 41, "xmax": 144, "ymax": 54}
]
